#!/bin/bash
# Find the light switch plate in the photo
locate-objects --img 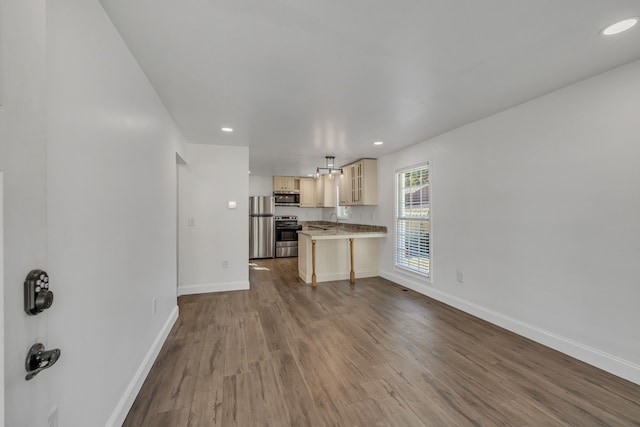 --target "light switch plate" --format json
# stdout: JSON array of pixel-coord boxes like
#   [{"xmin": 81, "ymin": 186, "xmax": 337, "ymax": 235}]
[{"xmin": 228, "ymin": 201, "xmax": 237, "ymax": 209}]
